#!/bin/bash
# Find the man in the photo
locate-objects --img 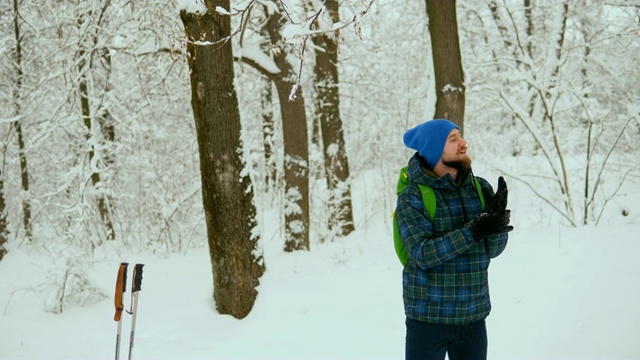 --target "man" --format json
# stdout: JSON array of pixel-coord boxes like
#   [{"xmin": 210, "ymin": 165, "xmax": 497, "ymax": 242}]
[{"xmin": 395, "ymin": 119, "xmax": 513, "ymax": 360}]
